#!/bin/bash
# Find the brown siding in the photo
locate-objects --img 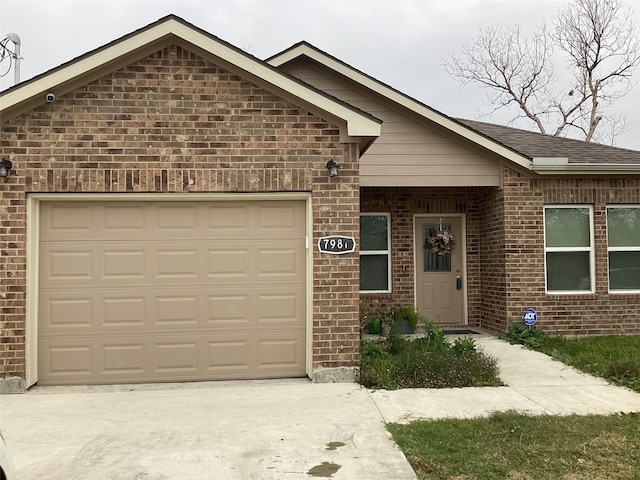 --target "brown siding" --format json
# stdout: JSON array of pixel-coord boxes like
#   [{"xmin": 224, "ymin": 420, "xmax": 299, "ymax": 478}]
[
  {"xmin": 0, "ymin": 44, "xmax": 361, "ymax": 381},
  {"xmin": 279, "ymin": 61, "xmax": 501, "ymax": 187}
]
